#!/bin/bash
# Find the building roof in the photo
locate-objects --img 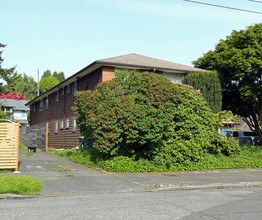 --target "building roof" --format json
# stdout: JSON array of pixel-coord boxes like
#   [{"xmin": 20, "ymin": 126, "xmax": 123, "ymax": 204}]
[
  {"xmin": 0, "ymin": 99, "xmax": 29, "ymax": 111},
  {"xmin": 27, "ymin": 53, "xmax": 204, "ymax": 105},
  {"xmin": 96, "ymin": 53, "xmax": 203, "ymax": 72}
]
